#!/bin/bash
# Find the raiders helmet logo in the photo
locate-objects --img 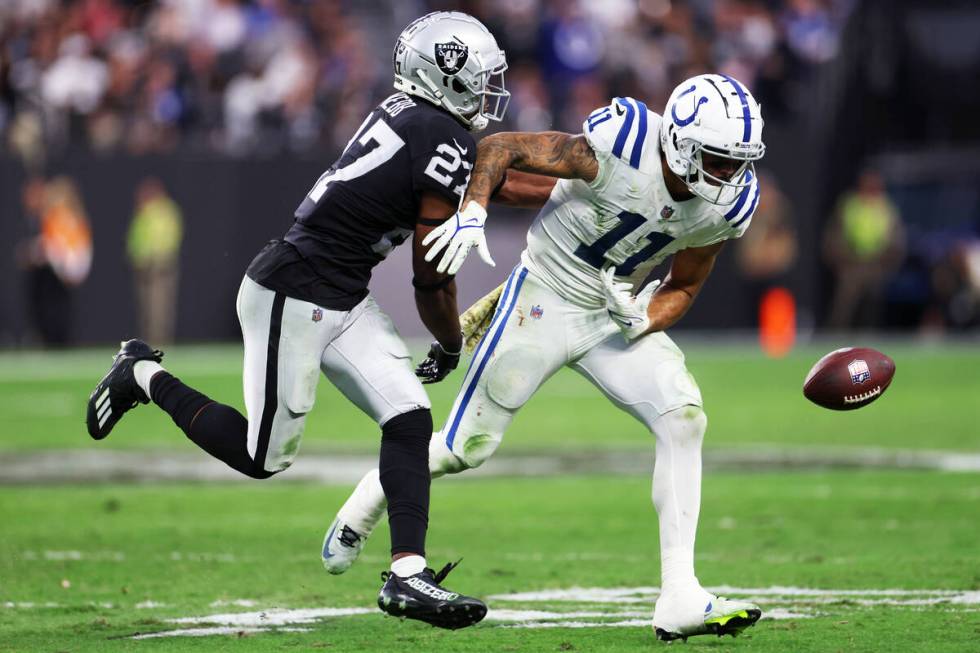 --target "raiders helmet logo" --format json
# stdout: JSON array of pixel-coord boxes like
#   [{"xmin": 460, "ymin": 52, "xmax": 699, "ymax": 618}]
[{"xmin": 435, "ymin": 42, "xmax": 468, "ymax": 75}]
